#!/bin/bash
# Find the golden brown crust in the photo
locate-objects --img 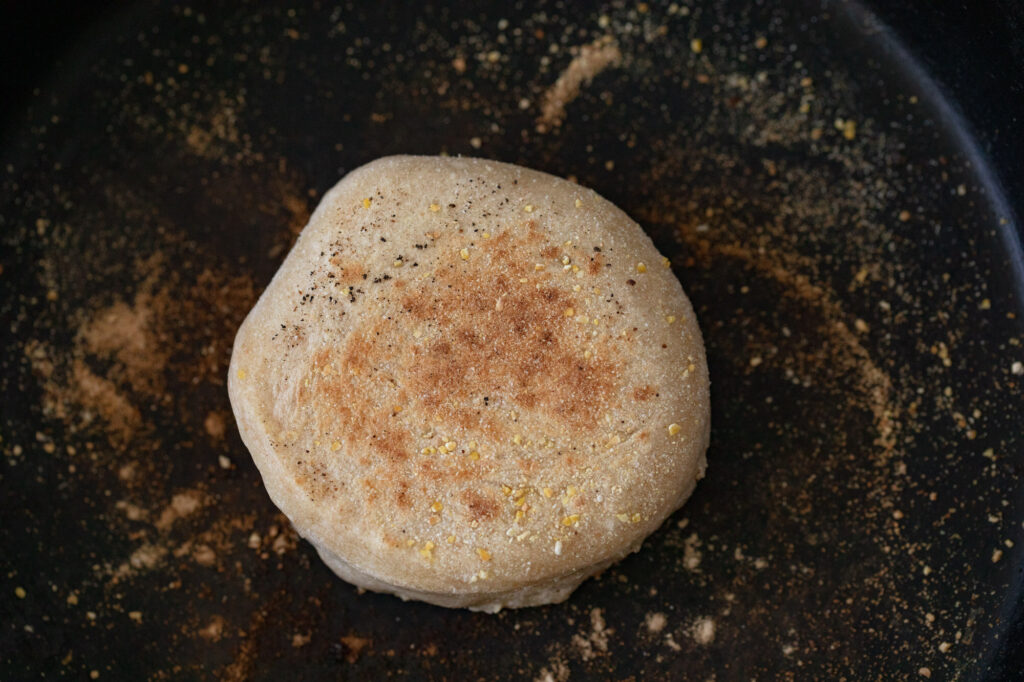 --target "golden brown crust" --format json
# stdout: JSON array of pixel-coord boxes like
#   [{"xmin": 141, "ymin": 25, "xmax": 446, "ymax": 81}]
[{"xmin": 228, "ymin": 156, "xmax": 710, "ymax": 609}]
